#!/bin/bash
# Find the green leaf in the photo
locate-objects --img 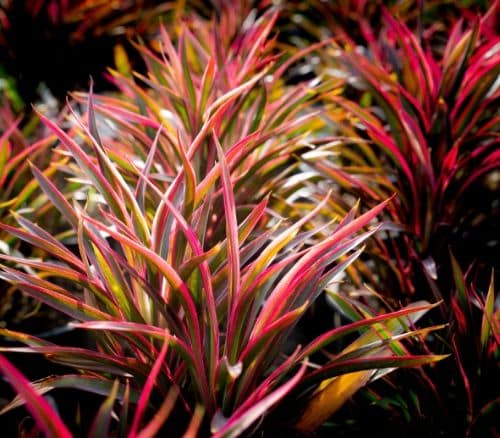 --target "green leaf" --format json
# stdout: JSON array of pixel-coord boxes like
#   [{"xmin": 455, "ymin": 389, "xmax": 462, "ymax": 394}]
[
  {"xmin": 87, "ymin": 380, "xmax": 120, "ymax": 437},
  {"xmin": 481, "ymin": 271, "xmax": 496, "ymax": 353},
  {"xmin": 0, "ymin": 375, "xmax": 138, "ymax": 416}
]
